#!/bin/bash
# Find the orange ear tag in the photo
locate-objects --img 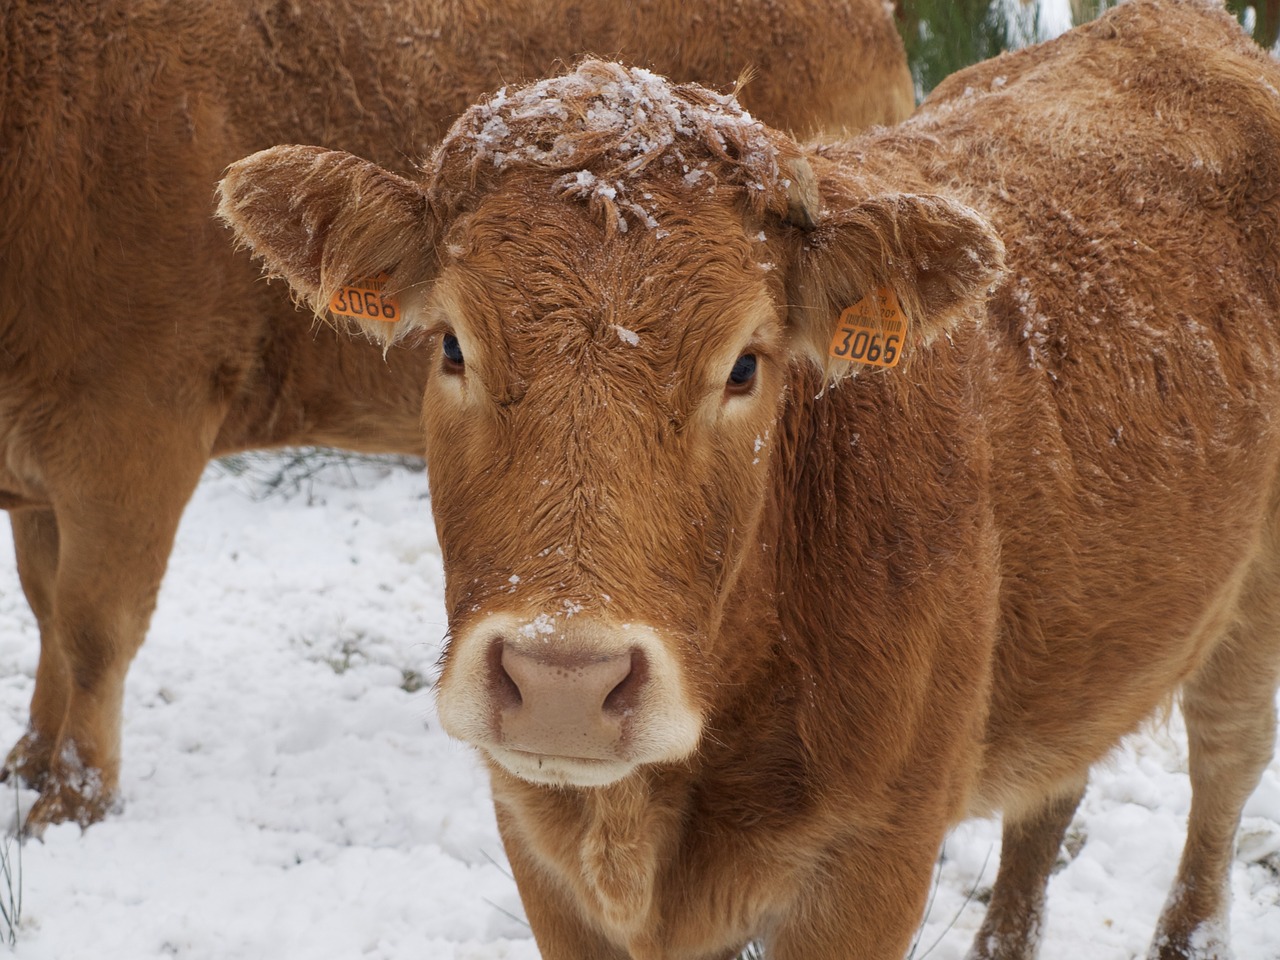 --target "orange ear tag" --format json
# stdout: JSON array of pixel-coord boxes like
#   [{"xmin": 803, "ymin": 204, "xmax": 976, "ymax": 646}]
[
  {"xmin": 828, "ymin": 286, "xmax": 909, "ymax": 369},
  {"xmin": 328, "ymin": 273, "xmax": 401, "ymax": 323}
]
